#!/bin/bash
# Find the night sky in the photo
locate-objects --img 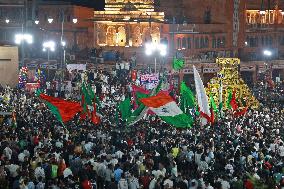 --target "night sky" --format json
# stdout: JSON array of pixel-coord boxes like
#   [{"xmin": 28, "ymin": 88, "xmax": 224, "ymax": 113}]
[{"xmin": 46, "ymin": 0, "xmax": 105, "ymax": 10}]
